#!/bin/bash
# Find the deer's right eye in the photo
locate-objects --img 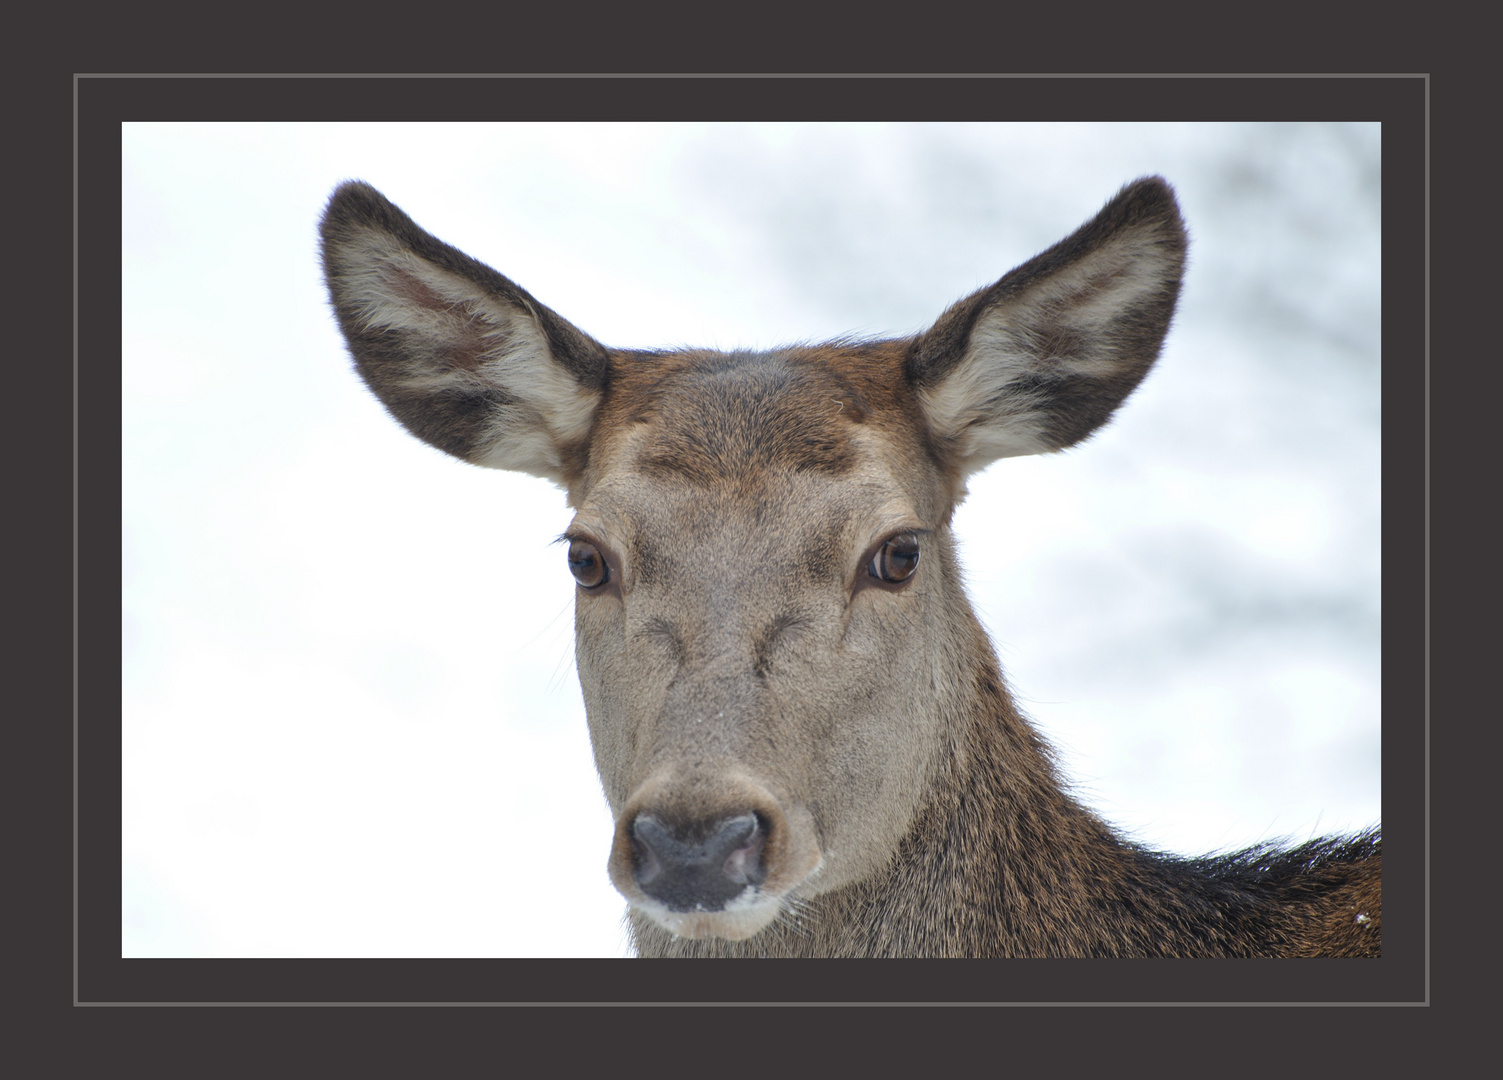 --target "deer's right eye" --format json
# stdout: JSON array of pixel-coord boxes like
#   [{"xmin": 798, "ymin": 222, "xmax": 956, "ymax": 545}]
[{"xmin": 567, "ymin": 539, "xmax": 609, "ymax": 589}]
